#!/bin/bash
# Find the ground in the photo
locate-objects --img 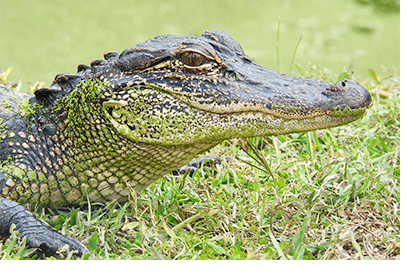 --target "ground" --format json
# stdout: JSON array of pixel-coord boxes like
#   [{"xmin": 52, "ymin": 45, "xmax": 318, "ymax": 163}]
[{"xmin": 0, "ymin": 66, "xmax": 400, "ymax": 260}]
